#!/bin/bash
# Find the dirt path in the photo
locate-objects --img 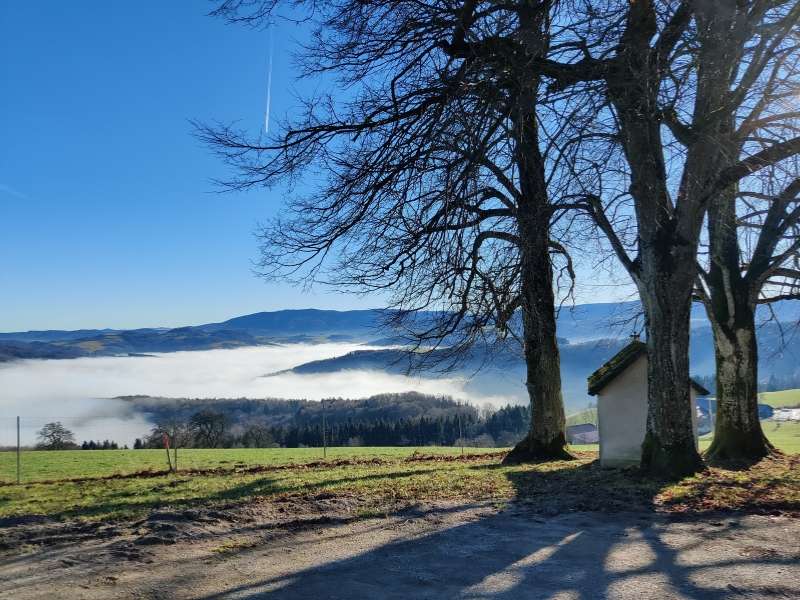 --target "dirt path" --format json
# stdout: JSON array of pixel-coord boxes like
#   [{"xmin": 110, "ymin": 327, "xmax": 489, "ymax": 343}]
[{"xmin": 1, "ymin": 501, "xmax": 799, "ymax": 599}]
